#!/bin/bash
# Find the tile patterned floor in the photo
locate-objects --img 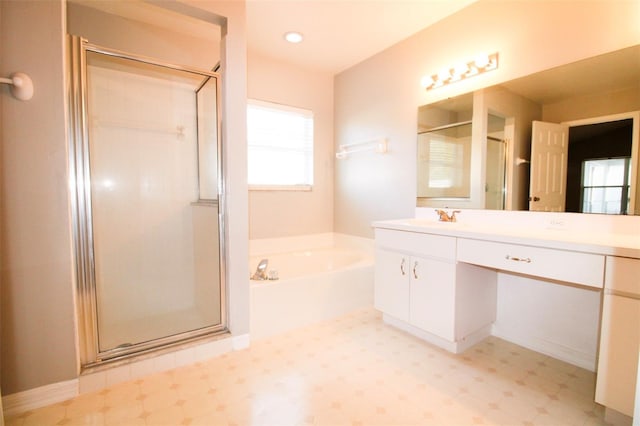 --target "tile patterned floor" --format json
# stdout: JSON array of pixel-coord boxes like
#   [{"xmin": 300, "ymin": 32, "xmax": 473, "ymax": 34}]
[{"xmin": 6, "ymin": 308, "xmax": 611, "ymax": 425}]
